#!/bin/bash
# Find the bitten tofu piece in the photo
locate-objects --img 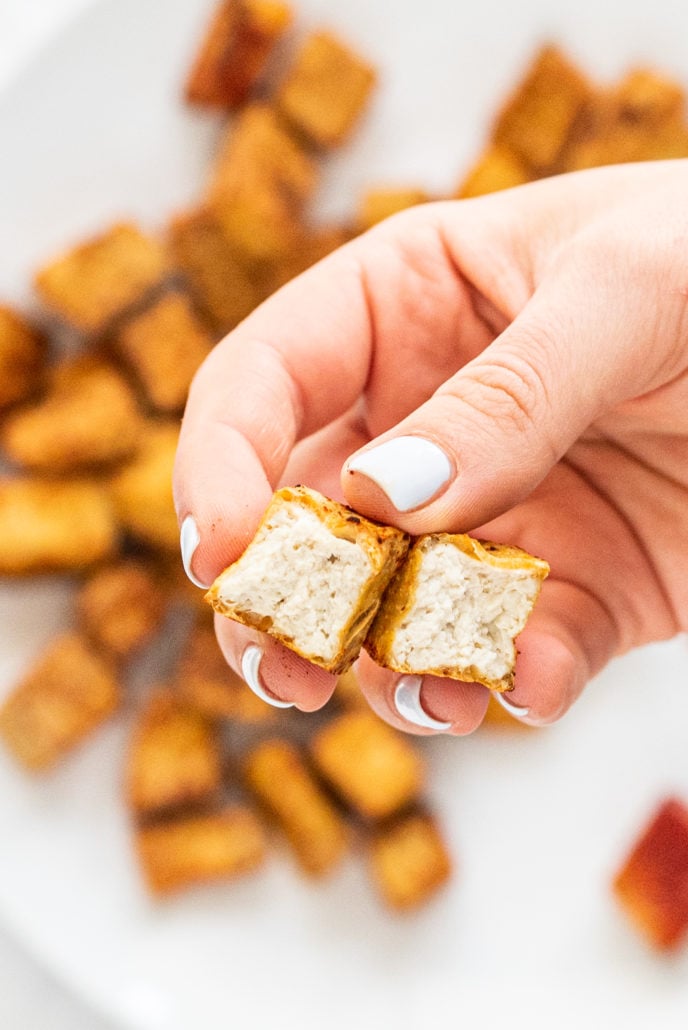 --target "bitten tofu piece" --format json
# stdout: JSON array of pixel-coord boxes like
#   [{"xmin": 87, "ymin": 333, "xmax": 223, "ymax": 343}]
[
  {"xmin": 356, "ymin": 187, "xmax": 430, "ymax": 231},
  {"xmin": 0, "ymin": 305, "xmax": 46, "ymax": 410},
  {"xmin": 0, "ymin": 356, "xmax": 145, "ymax": 473},
  {"xmin": 185, "ymin": 0, "xmax": 292, "ymax": 109},
  {"xmin": 456, "ymin": 144, "xmax": 531, "ymax": 199},
  {"xmin": 206, "ymin": 486, "xmax": 410, "ymax": 674},
  {"xmin": 613, "ymin": 798, "xmax": 688, "ymax": 951},
  {"xmin": 0, "ymin": 633, "xmax": 119, "ymax": 771},
  {"xmin": 244, "ymin": 738, "xmax": 347, "ymax": 876},
  {"xmin": 136, "ymin": 807, "xmax": 266, "ymax": 896},
  {"xmin": 0, "ymin": 477, "xmax": 117, "ymax": 574},
  {"xmin": 115, "ymin": 290, "xmax": 214, "ymax": 414},
  {"xmin": 76, "ymin": 560, "xmax": 167, "ymax": 660},
  {"xmin": 110, "ymin": 422, "xmax": 179, "ymax": 552},
  {"xmin": 310, "ymin": 710, "xmax": 424, "ymax": 821},
  {"xmin": 366, "ymin": 534, "xmax": 549, "ymax": 692},
  {"xmin": 34, "ymin": 223, "xmax": 170, "ymax": 334},
  {"xmin": 277, "ymin": 31, "xmax": 376, "ymax": 149},
  {"xmin": 492, "ymin": 45, "xmax": 591, "ymax": 172},
  {"xmin": 370, "ymin": 813, "xmax": 452, "ymax": 911},
  {"xmin": 126, "ymin": 689, "xmax": 222, "ymax": 816}
]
